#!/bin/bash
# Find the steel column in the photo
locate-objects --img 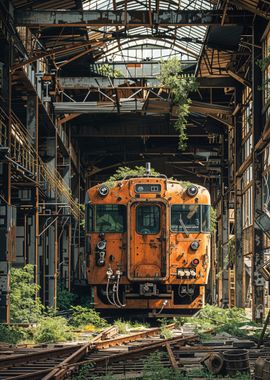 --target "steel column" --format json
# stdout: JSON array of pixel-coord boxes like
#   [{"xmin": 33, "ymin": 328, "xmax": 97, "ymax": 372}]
[{"xmin": 252, "ymin": 22, "xmax": 265, "ymax": 322}]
